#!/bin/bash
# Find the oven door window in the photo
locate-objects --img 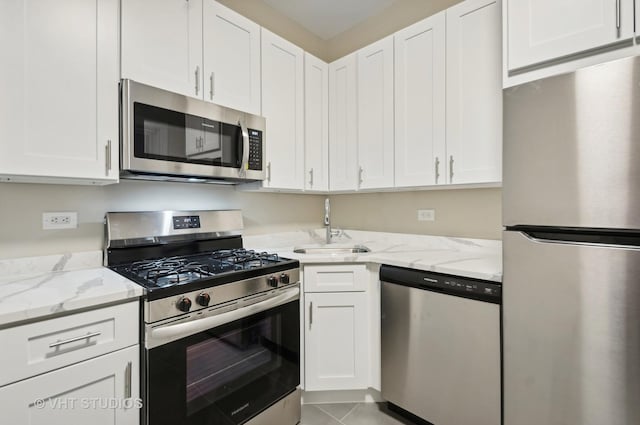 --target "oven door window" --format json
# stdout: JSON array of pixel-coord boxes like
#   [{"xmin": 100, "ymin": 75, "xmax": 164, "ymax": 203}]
[
  {"xmin": 133, "ymin": 102, "xmax": 242, "ymax": 168},
  {"xmin": 147, "ymin": 300, "xmax": 300, "ymax": 425}
]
